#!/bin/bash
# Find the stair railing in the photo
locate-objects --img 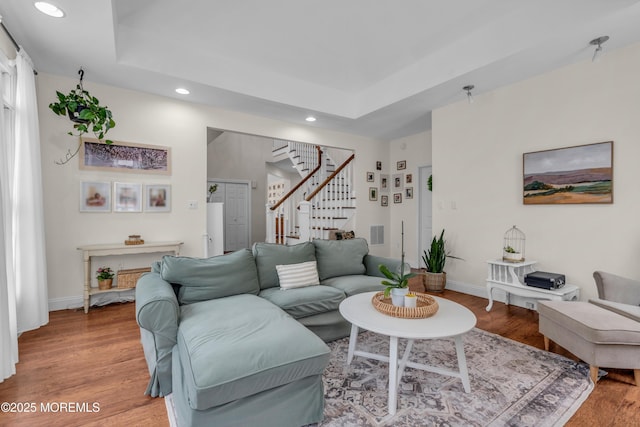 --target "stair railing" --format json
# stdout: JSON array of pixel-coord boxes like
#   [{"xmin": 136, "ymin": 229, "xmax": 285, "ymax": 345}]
[
  {"xmin": 266, "ymin": 145, "xmax": 322, "ymax": 243},
  {"xmin": 299, "ymin": 154, "xmax": 355, "ymax": 241}
]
